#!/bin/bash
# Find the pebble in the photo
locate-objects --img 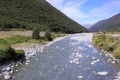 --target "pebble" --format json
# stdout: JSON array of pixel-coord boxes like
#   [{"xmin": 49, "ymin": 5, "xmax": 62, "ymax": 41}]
[
  {"xmin": 111, "ymin": 61, "xmax": 116, "ymax": 64},
  {"xmin": 115, "ymin": 72, "xmax": 120, "ymax": 80},
  {"xmin": 6, "ymin": 67, "xmax": 11, "ymax": 71},
  {"xmin": 92, "ymin": 57, "xmax": 96, "ymax": 60},
  {"xmin": 78, "ymin": 75, "xmax": 83, "ymax": 79},
  {"xmin": 99, "ymin": 53, "xmax": 103, "ymax": 55},
  {"xmin": 97, "ymin": 71, "xmax": 108, "ymax": 76},
  {"xmin": 4, "ymin": 74, "xmax": 11, "ymax": 80},
  {"xmin": 90, "ymin": 59, "xmax": 100, "ymax": 65}
]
